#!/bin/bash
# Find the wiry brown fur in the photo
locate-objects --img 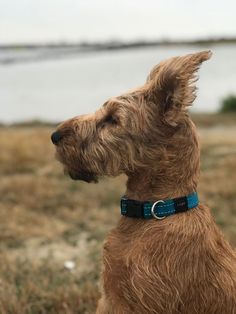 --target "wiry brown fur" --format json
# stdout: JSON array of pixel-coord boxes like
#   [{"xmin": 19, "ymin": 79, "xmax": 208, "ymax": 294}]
[{"xmin": 53, "ymin": 51, "xmax": 236, "ymax": 313}]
